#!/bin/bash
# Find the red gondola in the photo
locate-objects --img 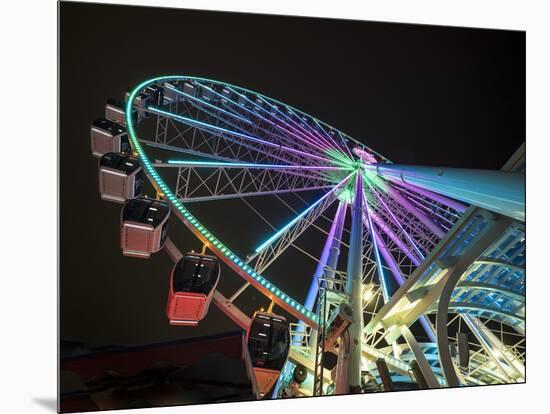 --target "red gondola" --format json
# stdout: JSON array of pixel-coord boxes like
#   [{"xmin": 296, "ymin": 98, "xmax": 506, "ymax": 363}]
[{"xmin": 166, "ymin": 253, "xmax": 220, "ymax": 326}]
